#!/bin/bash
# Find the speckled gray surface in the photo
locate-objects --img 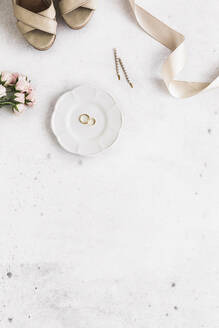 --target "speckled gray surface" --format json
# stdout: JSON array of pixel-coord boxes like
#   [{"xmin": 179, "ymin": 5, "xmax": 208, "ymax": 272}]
[{"xmin": 0, "ymin": 0, "xmax": 219, "ymax": 327}]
